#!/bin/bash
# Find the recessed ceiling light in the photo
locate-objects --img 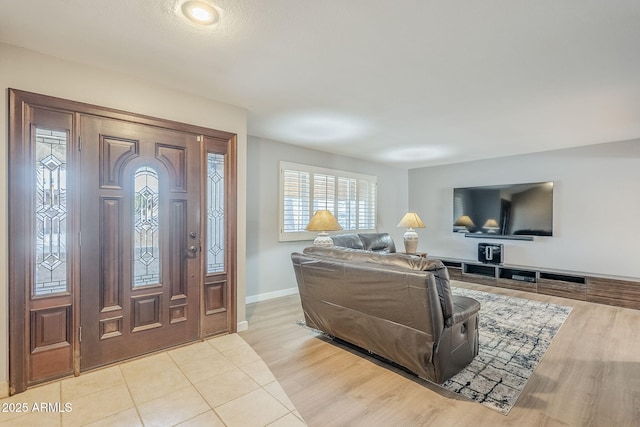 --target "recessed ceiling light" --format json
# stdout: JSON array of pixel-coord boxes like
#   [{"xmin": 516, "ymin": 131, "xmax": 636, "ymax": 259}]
[{"xmin": 181, "ymin": 1, "xmax": 219, "ymax": 26}]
